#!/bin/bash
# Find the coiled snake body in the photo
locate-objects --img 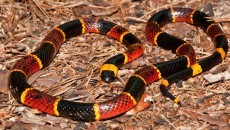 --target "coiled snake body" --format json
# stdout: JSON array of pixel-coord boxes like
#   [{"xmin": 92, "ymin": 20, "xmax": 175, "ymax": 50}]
[{"xmin": 9, "ymin": 7, "xmax": 228, "ymax": 121}]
